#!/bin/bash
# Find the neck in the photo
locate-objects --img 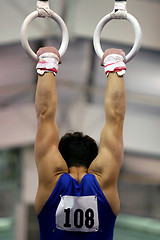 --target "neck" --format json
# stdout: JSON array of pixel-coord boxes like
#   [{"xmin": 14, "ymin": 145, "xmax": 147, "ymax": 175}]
[{"xmin": 69, "ymin": 166, "xmax": 88, "ymax": 183}]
